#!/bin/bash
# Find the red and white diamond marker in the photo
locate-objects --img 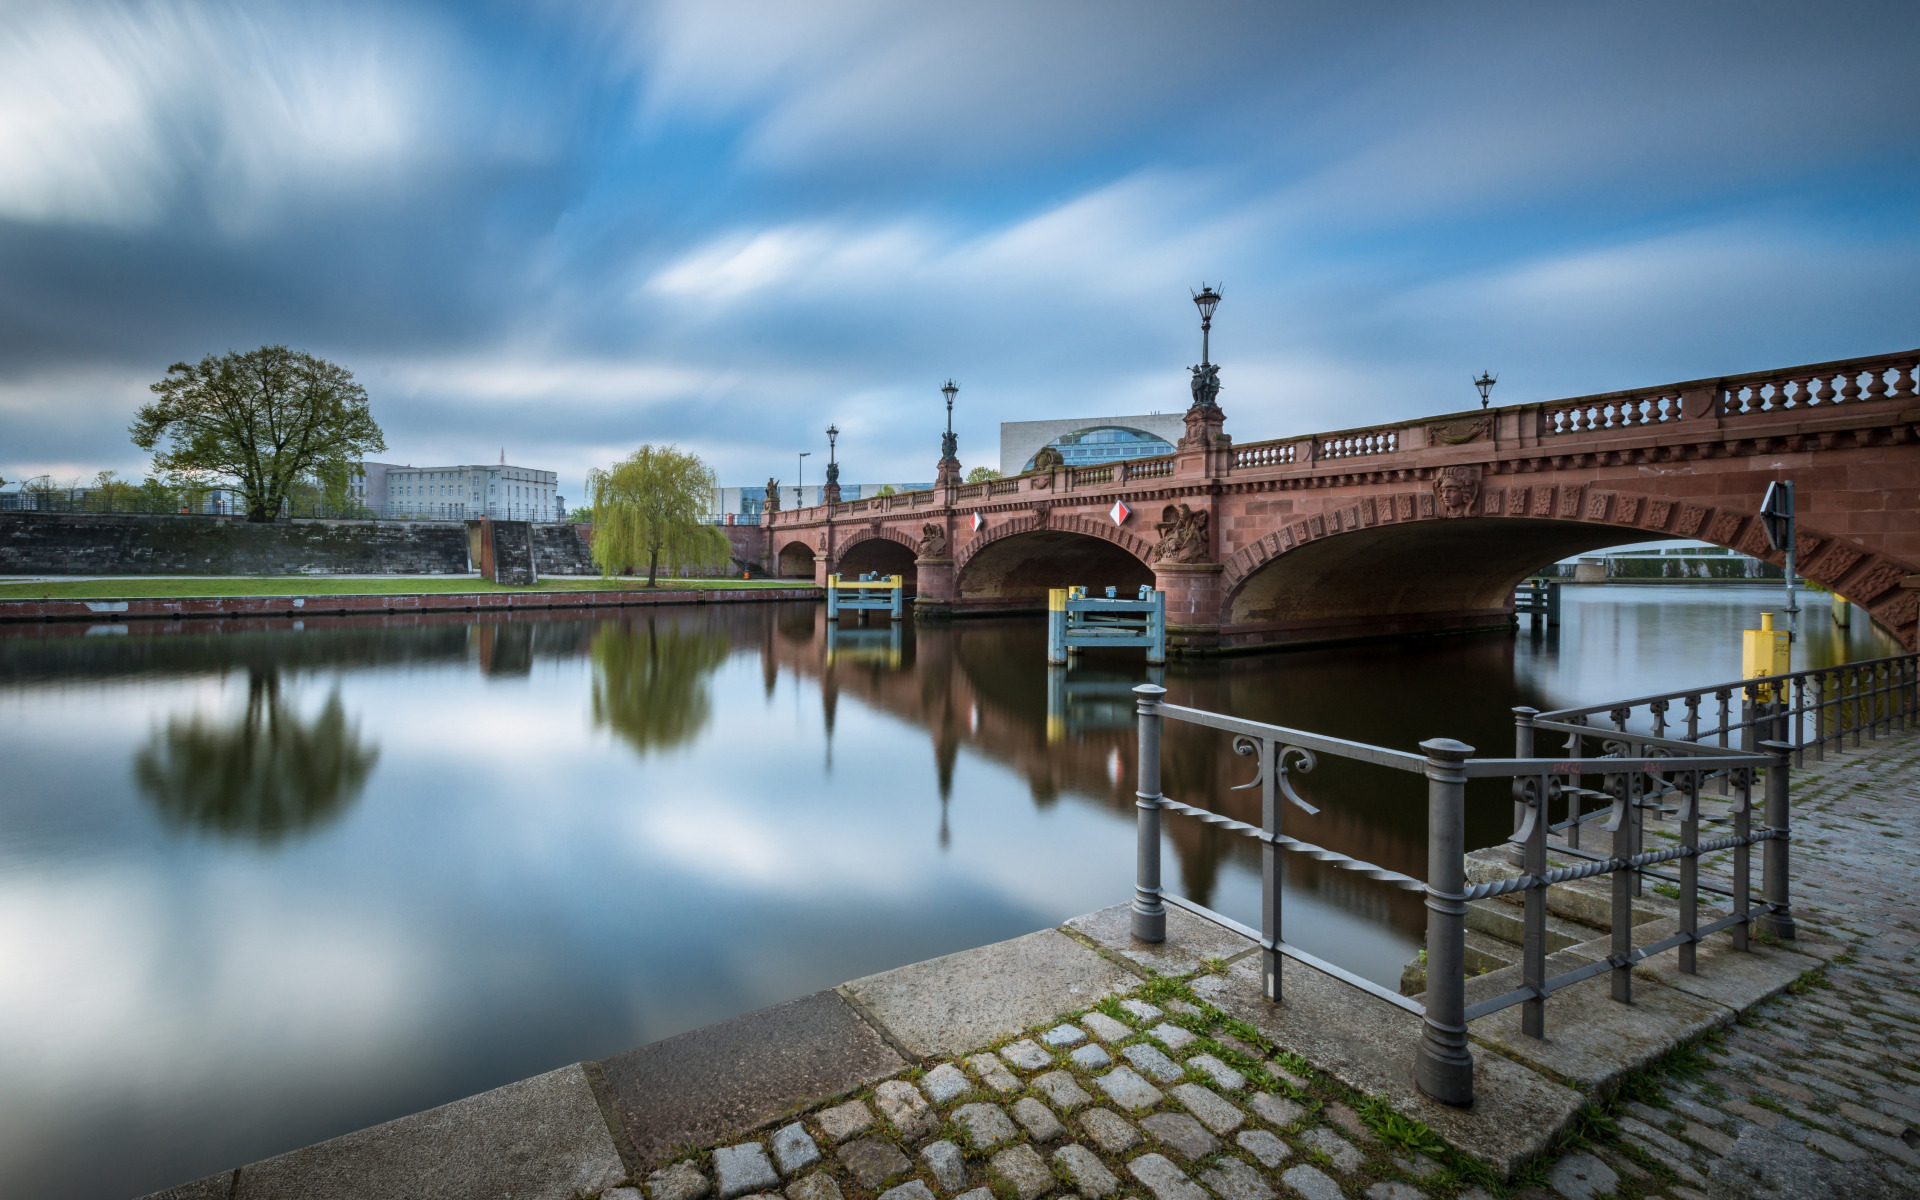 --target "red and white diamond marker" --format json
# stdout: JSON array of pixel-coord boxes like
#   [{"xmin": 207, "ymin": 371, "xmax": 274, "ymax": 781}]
[
  {"xmin": 970, "ymin": 511, "xmax": 984, "ymax": 532},
  {"xmin": 1109, "ymin": 499, "xmax": 1131, "ymax": 525}
]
